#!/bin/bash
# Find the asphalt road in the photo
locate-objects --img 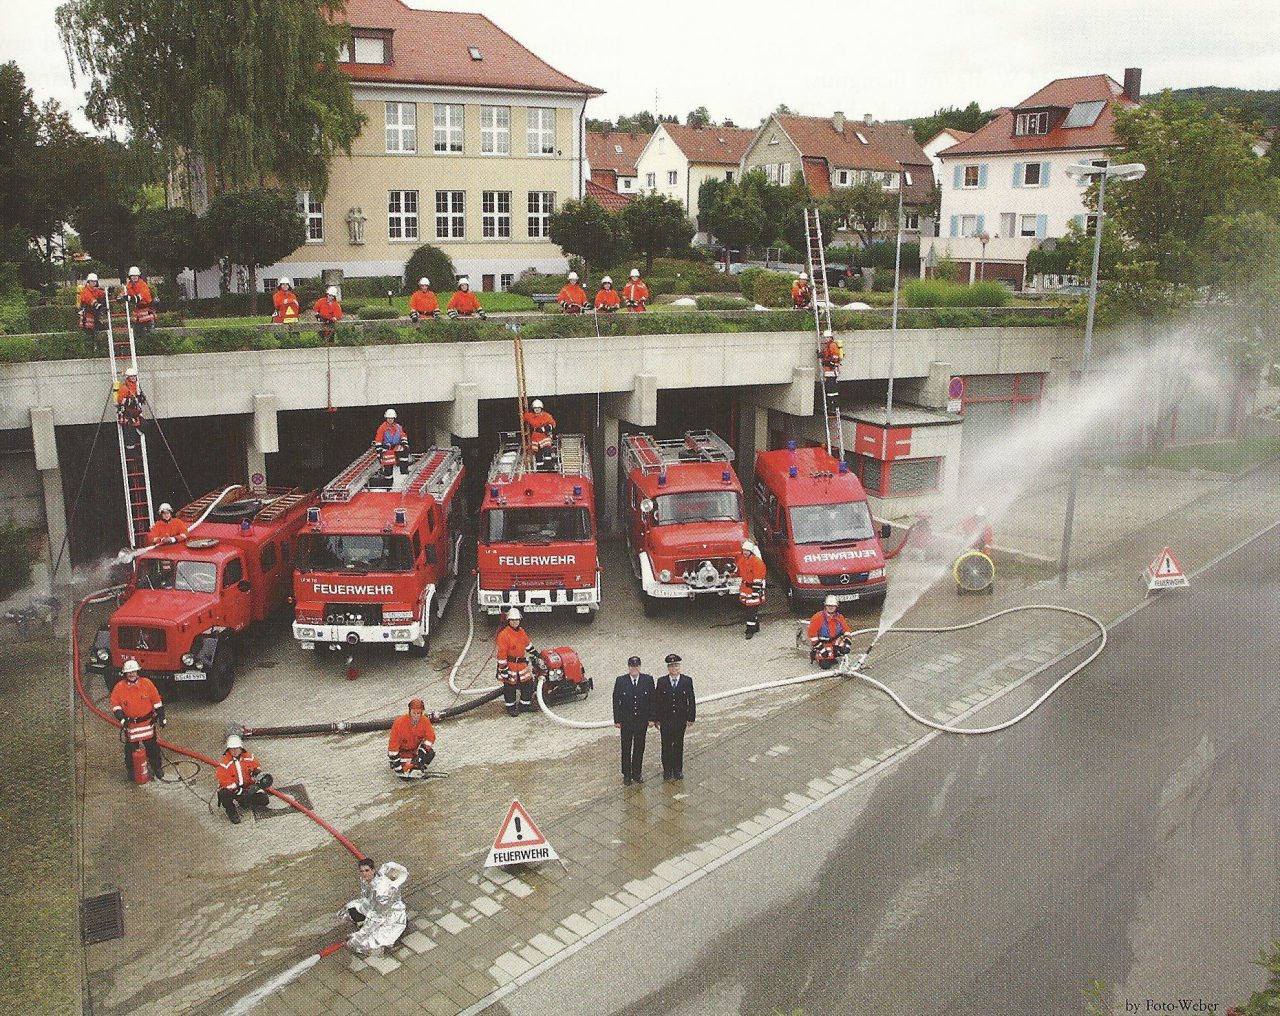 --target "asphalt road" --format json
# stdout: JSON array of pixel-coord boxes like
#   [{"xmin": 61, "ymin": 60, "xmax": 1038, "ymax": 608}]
[{"xmin": 487, "ymin": 522, "xmax": 1280, "ymax": 1016}]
